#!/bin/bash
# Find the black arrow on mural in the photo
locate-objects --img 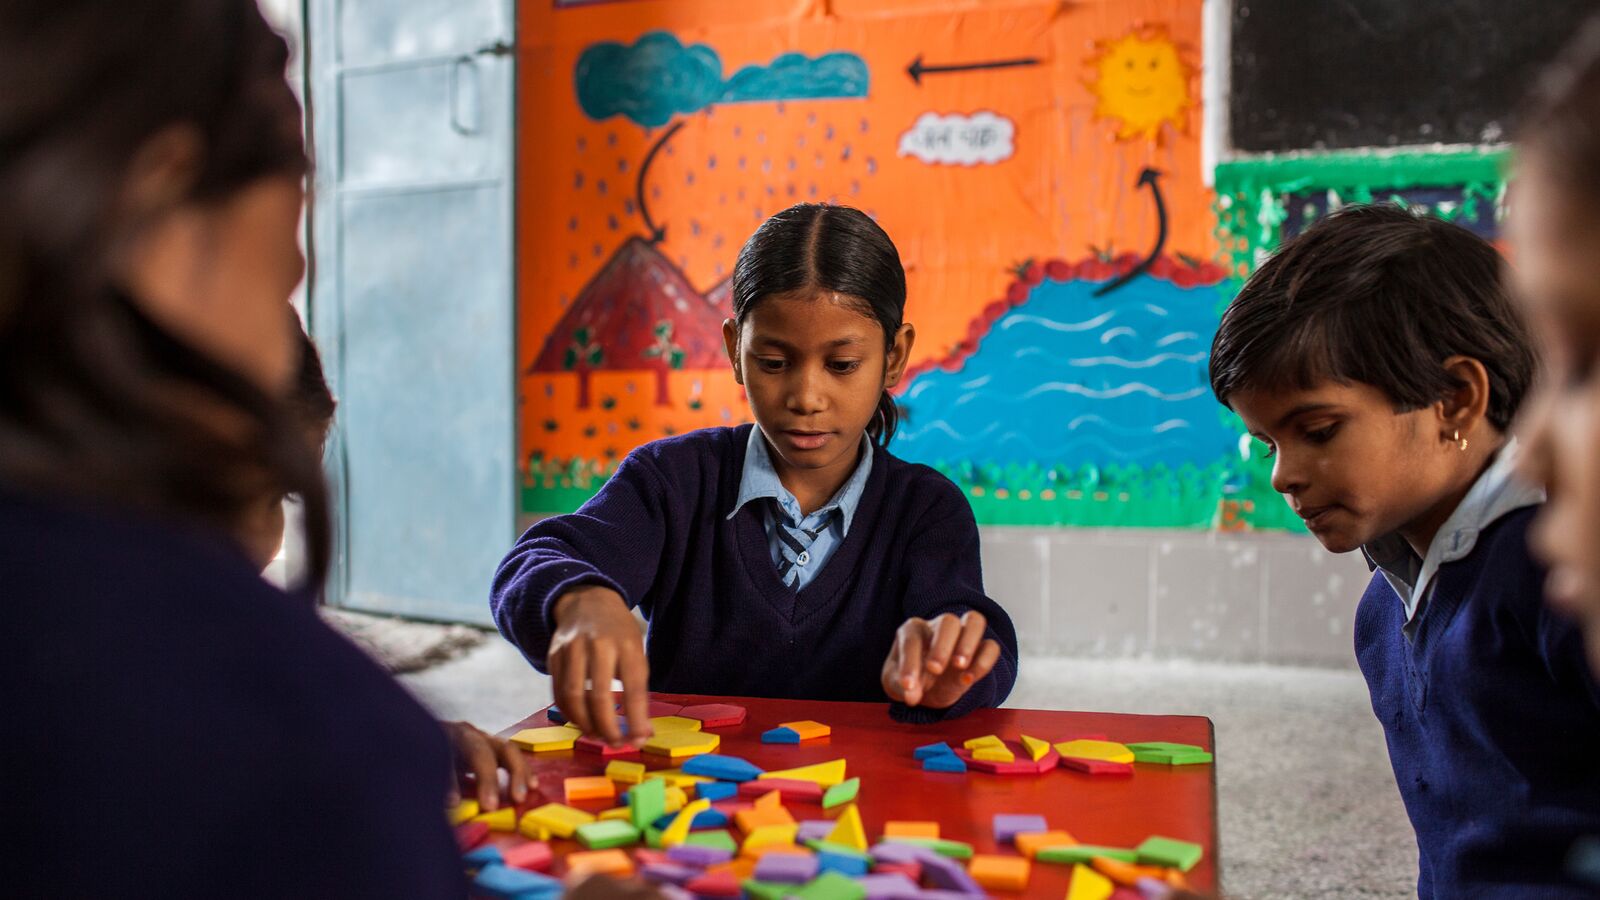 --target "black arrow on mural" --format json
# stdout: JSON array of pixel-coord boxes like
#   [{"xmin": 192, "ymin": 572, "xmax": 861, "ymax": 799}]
[
  {"xmin": 906, "ymin": 54, "xmax": 1042, "ymax": 85},
  {"xmin": 1093, "ymin": 168, "xmax": 1168, "ymax": 298},
  {"xmin": 636, "ymin": 119, "xmax": 685, "ymax": 245}
]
